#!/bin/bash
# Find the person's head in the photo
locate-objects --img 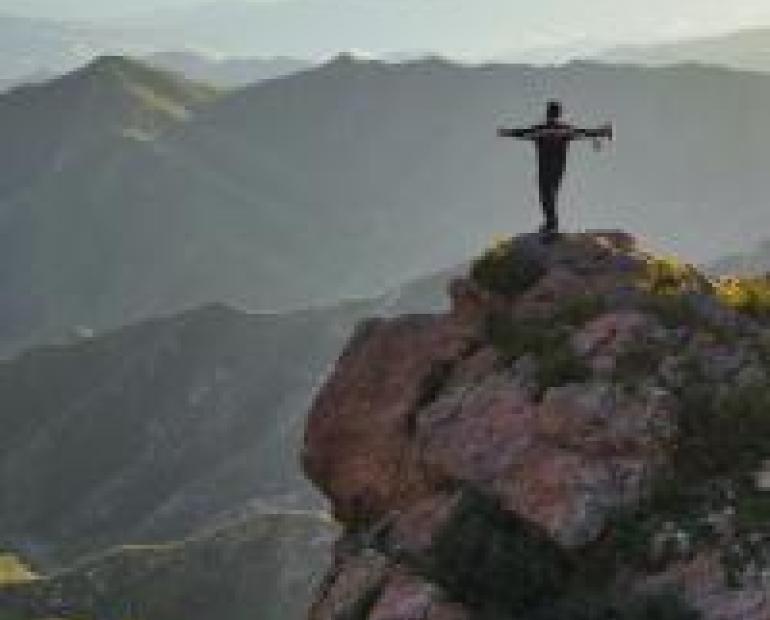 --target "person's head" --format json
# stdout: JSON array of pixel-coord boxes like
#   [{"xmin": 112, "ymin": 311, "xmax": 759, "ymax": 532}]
[{"xmin": 546, "ymin": 100, "xmax": 562, "ymax": 121}]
